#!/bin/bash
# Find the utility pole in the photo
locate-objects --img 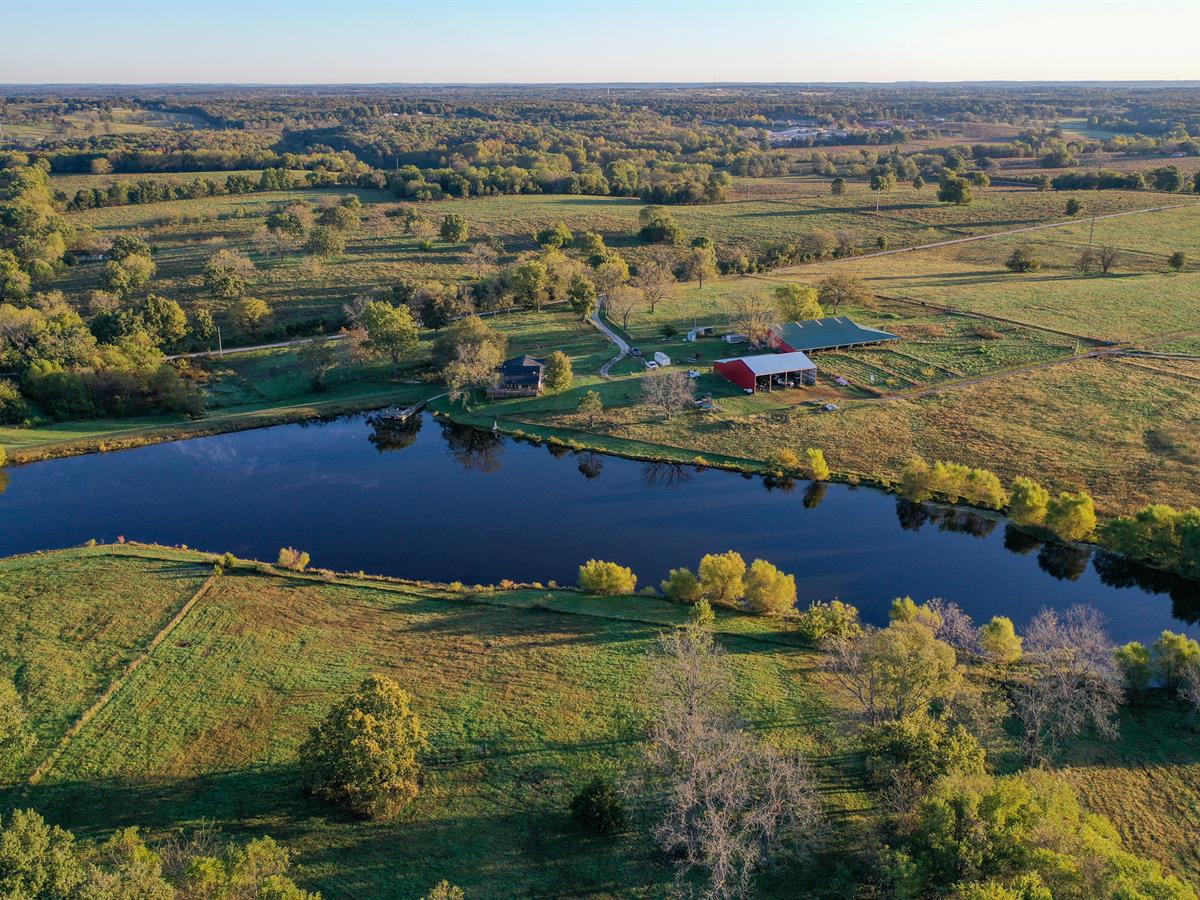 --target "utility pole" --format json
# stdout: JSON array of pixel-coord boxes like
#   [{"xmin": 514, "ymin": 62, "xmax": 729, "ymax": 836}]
[{"xmin": 216, "ymin": 324, "xmax": 223, "ymax": 354}]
